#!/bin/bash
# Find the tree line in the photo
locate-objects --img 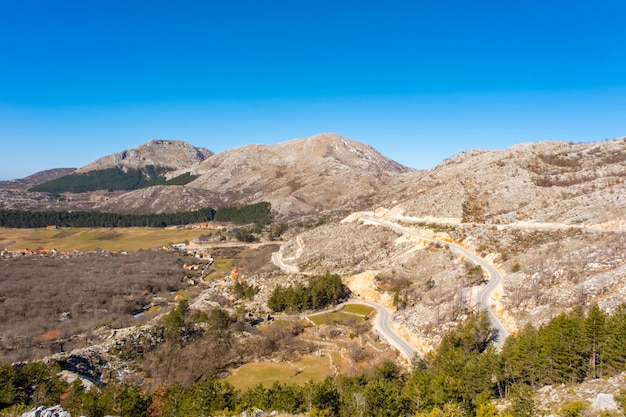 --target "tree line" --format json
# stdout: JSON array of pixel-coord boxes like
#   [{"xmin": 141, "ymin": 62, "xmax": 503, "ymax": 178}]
[
  {"xmin": 214, "ymin": 202, "xmax": 272, "ymax": 226},
  {"xmin": 0, "ymin": 202, "xmax": 272, "ymax": 228},
  {"xmin": 2, "ymin": 305, "xmax": 626, "ymax": 417},
  {"xmin": 30, "ymin": 166, "xmax": 198, "ymax": 193},
  {"xmin": 267, "ymin": 272, "xmax": 349, "ymax": 312}
]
